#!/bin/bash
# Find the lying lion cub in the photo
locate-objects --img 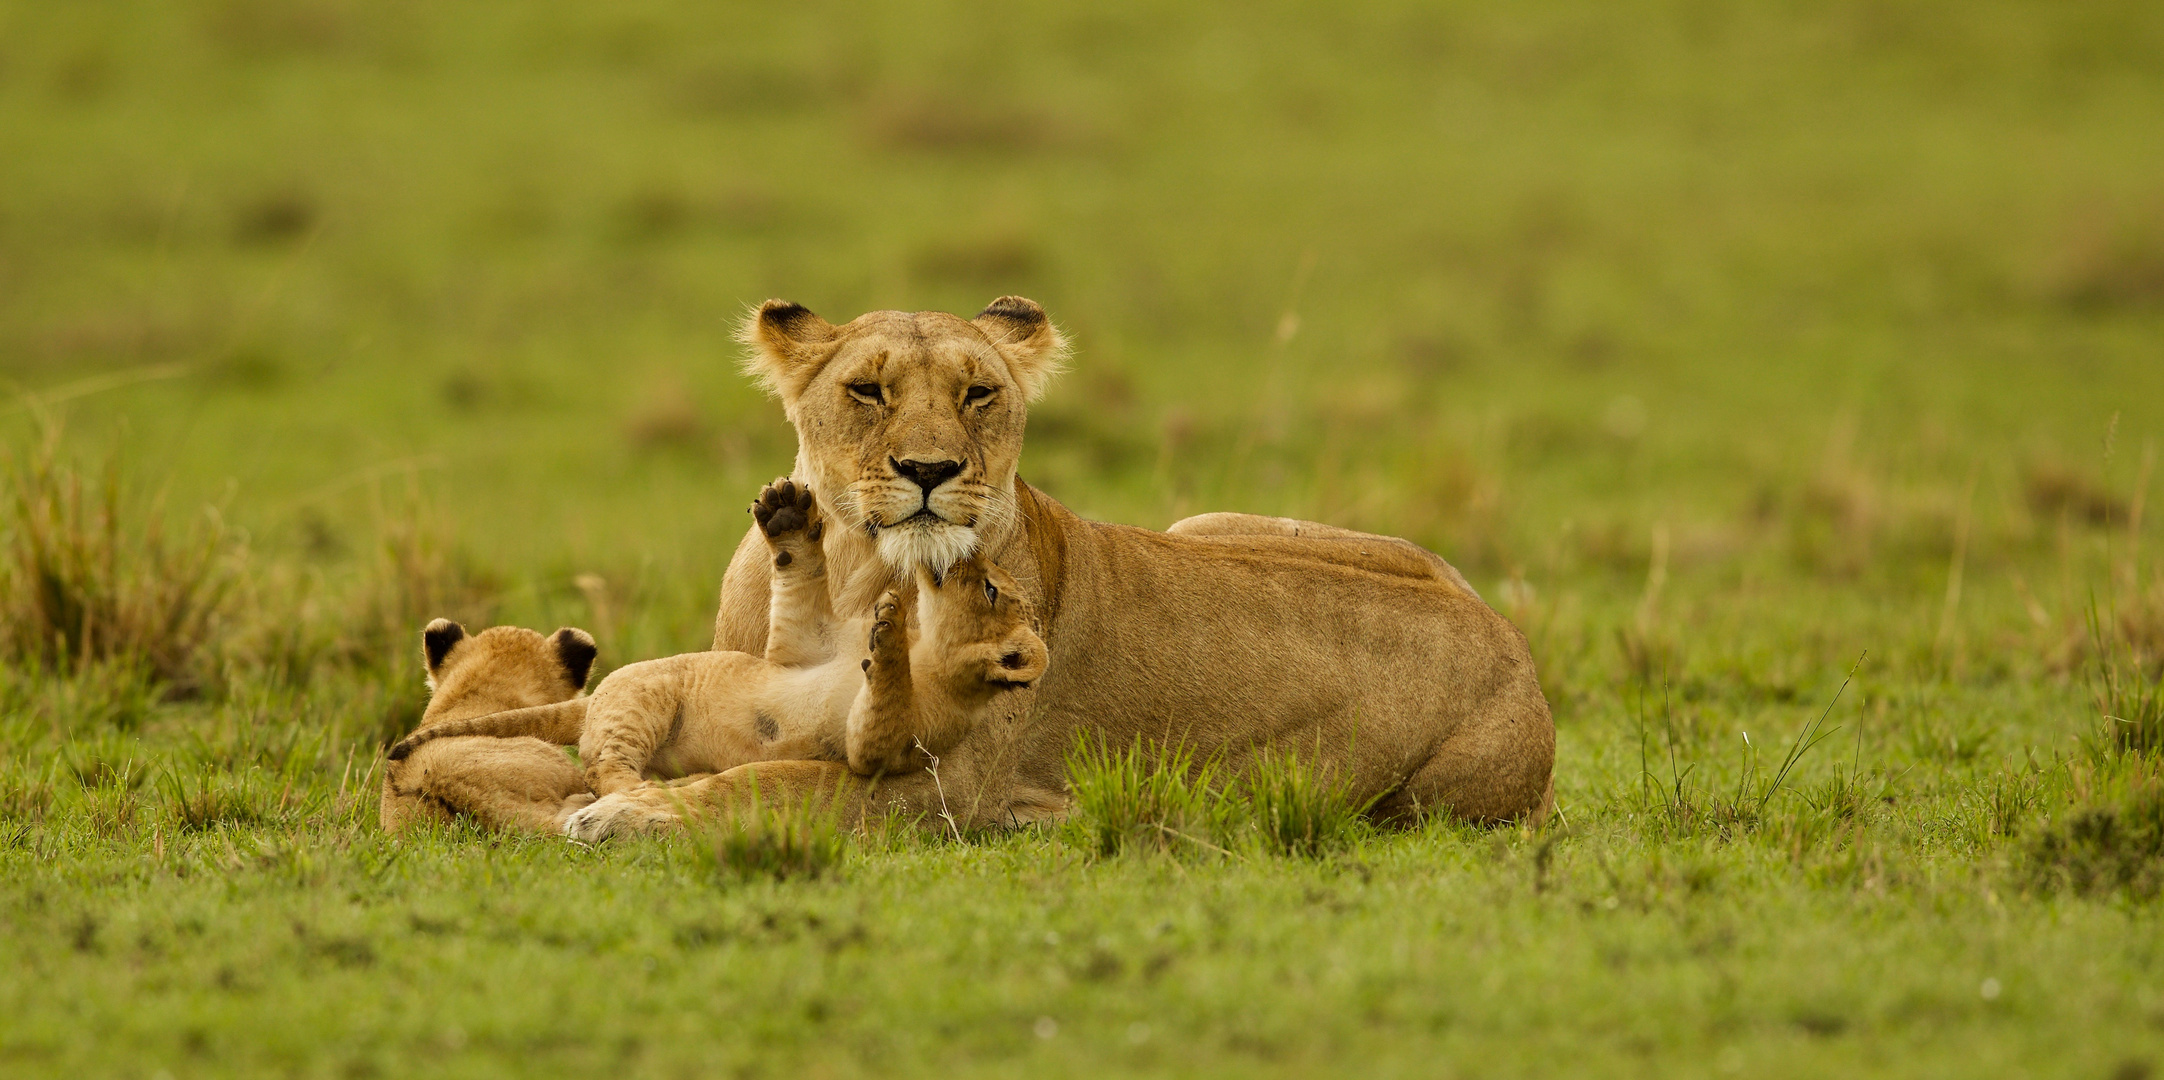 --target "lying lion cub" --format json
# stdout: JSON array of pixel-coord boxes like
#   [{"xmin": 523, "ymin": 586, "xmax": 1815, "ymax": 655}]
[
  {"xmin": 379, "ymin": 621, "xmax": 598, "ymax": 833},
  {"xmin": 387, "ymin": 479, "xmax": 1048, "ymax": 828}
]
